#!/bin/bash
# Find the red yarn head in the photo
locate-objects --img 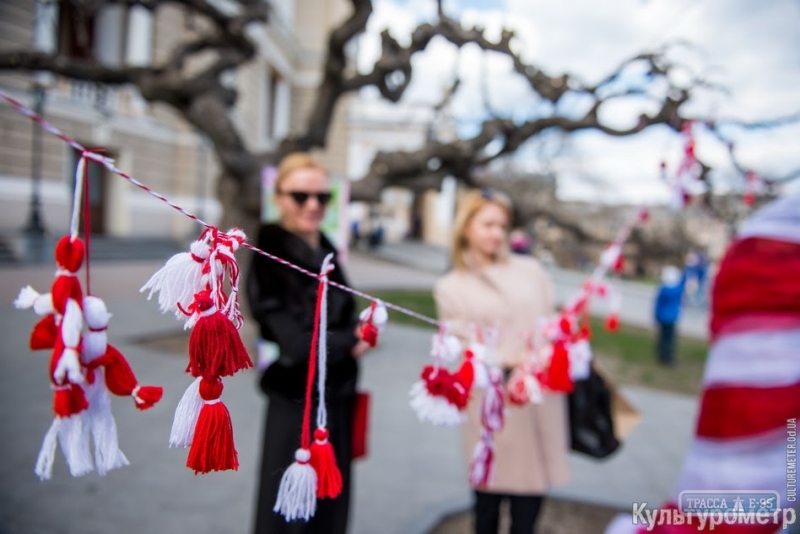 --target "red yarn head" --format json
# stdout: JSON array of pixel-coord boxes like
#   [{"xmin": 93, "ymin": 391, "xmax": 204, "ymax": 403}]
[{"xmin": 55, "ymin": 236, "xmax": 85, "ymax": 273}]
